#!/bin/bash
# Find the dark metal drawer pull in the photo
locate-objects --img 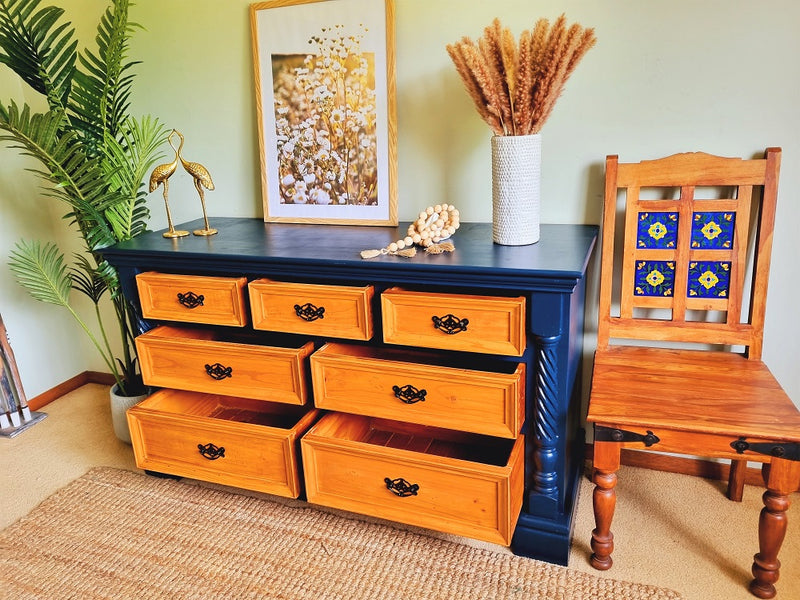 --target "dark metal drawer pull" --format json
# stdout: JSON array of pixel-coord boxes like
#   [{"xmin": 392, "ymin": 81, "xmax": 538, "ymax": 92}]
[
  {"xmin": 392, "ymin": 384, "xmax": 427, "ymax": 404},
  {"xmin": 177, "ymin": 291, "xmax": 204, "ymax": 308},
  {"xmin": 198, "ymin": 443, "xmax": 225, "ymax": 460},
  {"xmin": 205, "ymin": 363, "xmax": 232, "ymax": 380},
  {"xmin": 432, "ymin": 313, "xmax": 468, "ymax": 334},
  {"xmin": 384, "ymin": 477, "xmax": 419, "ymax": 497},
  {"xmin": 294, "ymin": 302, "xmax": 325, "ymax": 322}
]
